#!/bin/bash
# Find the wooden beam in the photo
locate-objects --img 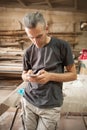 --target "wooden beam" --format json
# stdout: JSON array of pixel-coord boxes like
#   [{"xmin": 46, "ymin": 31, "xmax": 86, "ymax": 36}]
[
  {"xmin": 0, "ymin": 82, "xmax": 26, "ymax": 115},
  {"xmin": 17, "ymin": 0, "xmax": 27, "ymax": 7},
  {"xmin": 0, "ymin": 30, "xmax": 25, "ymax": 36},
  {"xmin": 50, "ymin": 0, "xmax": 64, "ymax": 3},
  {"xmin": 46, "ymin": 0, "xmax": 53, "ymax": 8},
  {"xmin": 28, "ymin": 1, "xmax": 46, "ymax": 5},
  {"xmin": 0, "ymin": 104, "xmax": 9, "ymax": 116},
  {"xmin": 0, "ymin": 72, "xmax": 22, "ymax": 78},
  {"xmin": 74, "ymin": 0, "xmax": 78, "ymax": 10}
]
